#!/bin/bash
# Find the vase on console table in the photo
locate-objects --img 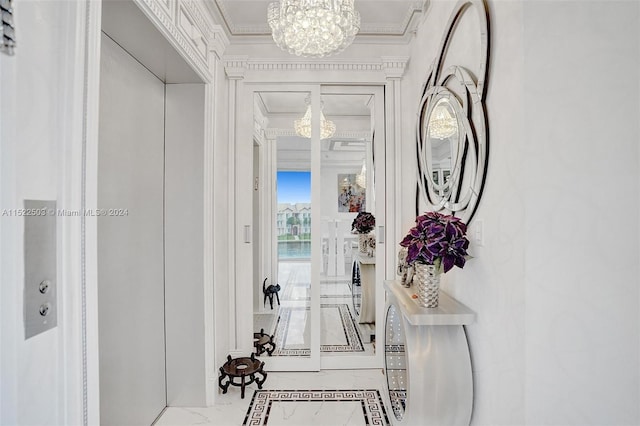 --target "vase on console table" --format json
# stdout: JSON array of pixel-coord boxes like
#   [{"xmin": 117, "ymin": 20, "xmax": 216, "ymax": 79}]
[
  {"xmin": 358, "ymin": 233, "xmax": 369, "ymax": 254},
  {"xmin": 414, "ymin": 263, "xmax": 440, "ymax": 307}
]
